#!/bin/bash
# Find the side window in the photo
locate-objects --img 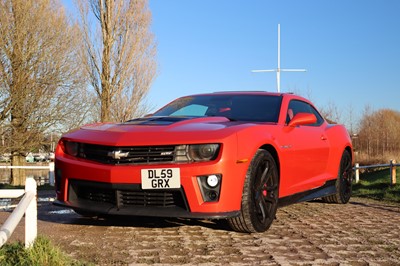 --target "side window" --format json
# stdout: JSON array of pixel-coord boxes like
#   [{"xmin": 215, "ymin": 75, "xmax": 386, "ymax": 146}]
[
  {"xmin": 286, "ymin": 100, "xmax": 324, "ymax": 126},
  {"xmin": 309, "ymin": 105, "xmax": 325, "ymax": 126}
]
